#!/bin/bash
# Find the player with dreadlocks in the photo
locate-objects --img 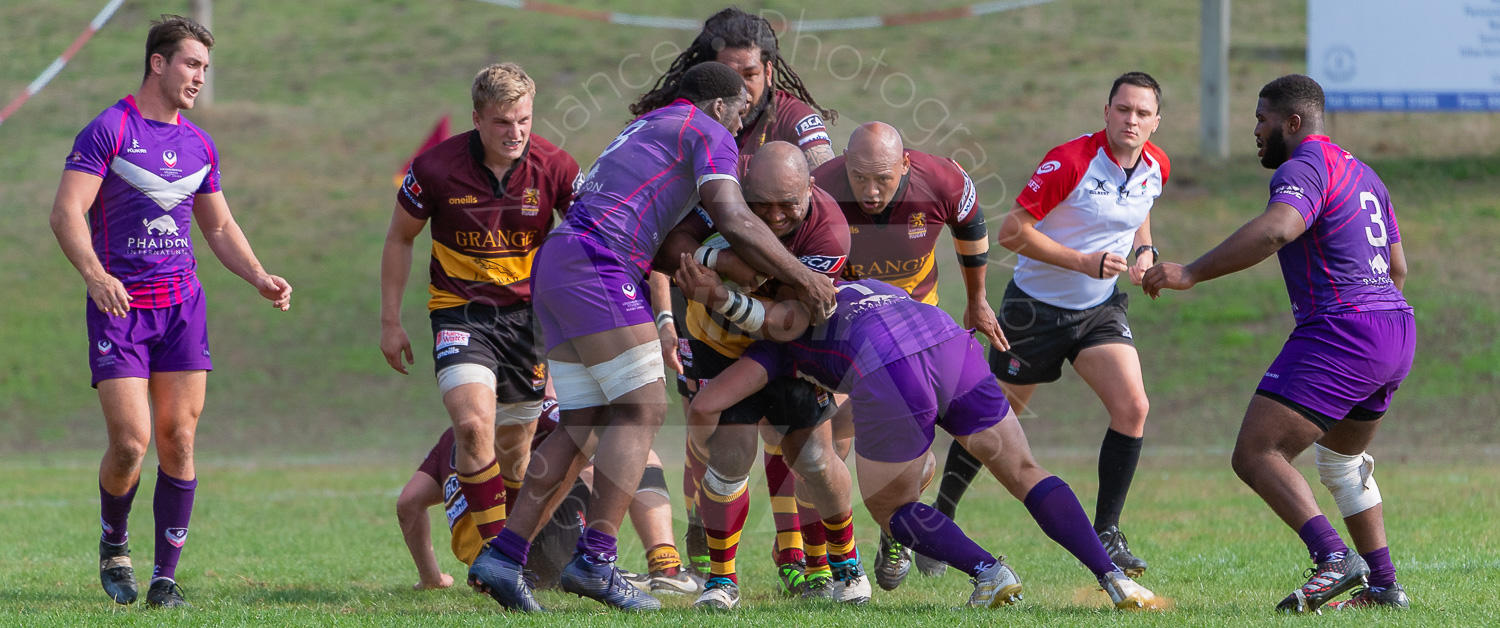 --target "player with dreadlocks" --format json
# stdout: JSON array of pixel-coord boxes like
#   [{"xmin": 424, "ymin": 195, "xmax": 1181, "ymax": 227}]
[{"xmin": 634, "ymin": 6, "xmax": 843, "ymax": 594}]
